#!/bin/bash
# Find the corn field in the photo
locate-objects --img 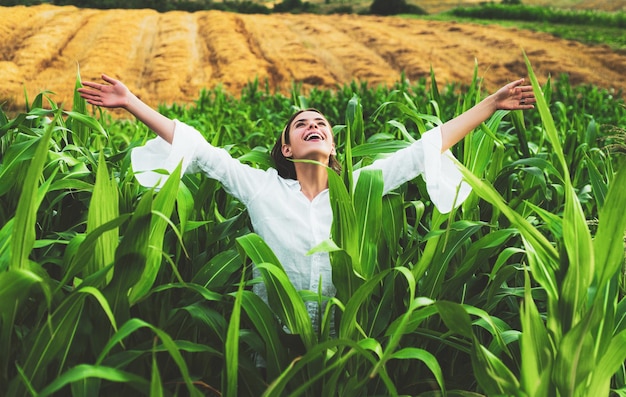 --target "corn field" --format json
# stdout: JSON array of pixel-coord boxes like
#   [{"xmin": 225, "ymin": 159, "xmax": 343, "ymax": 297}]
[{"xmin": 1, "ymin": 58, "xmax": 626, "ymax": 396}]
